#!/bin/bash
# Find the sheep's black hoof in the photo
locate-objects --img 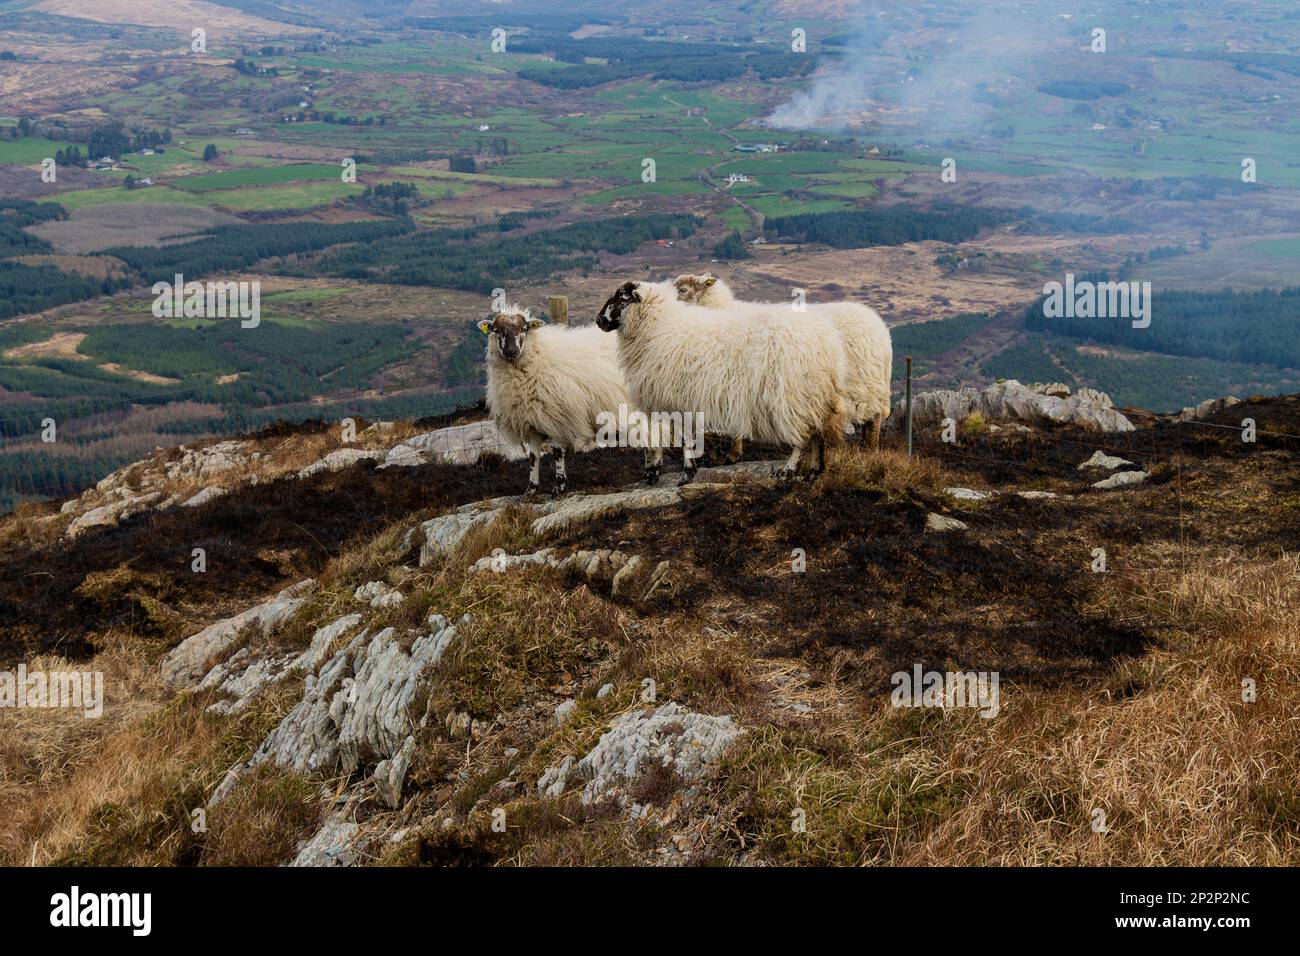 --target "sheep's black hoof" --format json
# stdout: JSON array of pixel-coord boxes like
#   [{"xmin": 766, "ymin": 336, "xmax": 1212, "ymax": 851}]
[
  {"xmin": 524, "ymin": 482, "xmax": 540, "ymax": 497},
  {"xmin": 643, "ymin": 467, "xmax": 661, "ymax": 486},
  {"xmin": 724, "ymin": 452, "xmax": 742, "ymax": 465},
  {"xmin": 778, "ymin": 466, "xmax": 797, "ymax": 481},
  {"xmin": 677, "ymin": 469, "xmax": 696, "ymax": 487},
  {"xmin": 551, "ymin": 478, "xmax": 567, "ymax": 496}
]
